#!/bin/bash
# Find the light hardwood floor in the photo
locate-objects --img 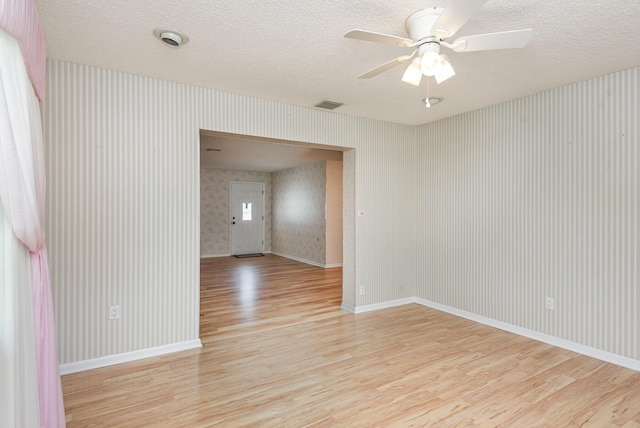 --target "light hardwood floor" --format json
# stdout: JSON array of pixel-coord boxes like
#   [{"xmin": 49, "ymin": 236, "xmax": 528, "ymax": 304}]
[{"xmin": 62, "ymin": 254, "xmax": 640, "ymax": 427}]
